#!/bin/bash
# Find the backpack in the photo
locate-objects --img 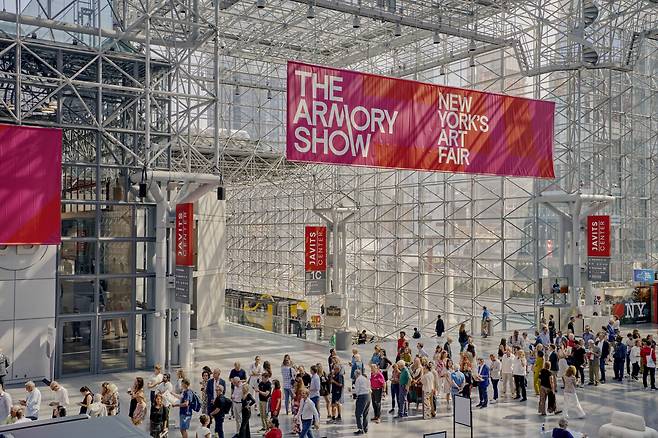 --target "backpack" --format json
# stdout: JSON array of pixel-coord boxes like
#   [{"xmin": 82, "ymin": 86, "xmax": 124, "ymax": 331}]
[{"xmin": 189, "ymin": 390, "xmax": 202, "ymax": 412}]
